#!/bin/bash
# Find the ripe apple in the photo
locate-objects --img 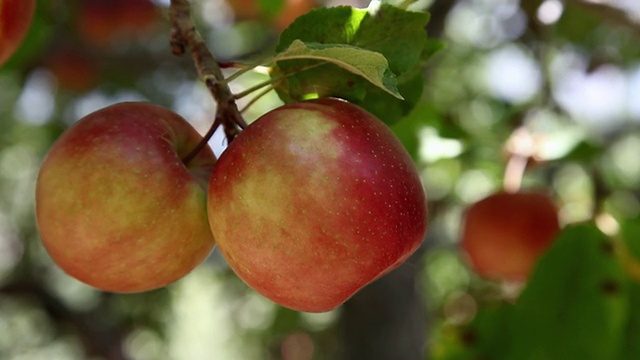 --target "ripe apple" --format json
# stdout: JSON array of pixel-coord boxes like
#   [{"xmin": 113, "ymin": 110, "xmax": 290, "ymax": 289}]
[
  {"xmin": 36, "ymin": 102, "xmax": 216, "ymax": 293},
  {"xmin": 207, "ymin": 98, "xmax": 428, "ymax": 312},
  {"xmin": 461, "ymin": 191, "xmax": 560, "ymax": 282},
  {"xmin": 0, "ymin": 0, "xmax": 36, "ymax": 66}
]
